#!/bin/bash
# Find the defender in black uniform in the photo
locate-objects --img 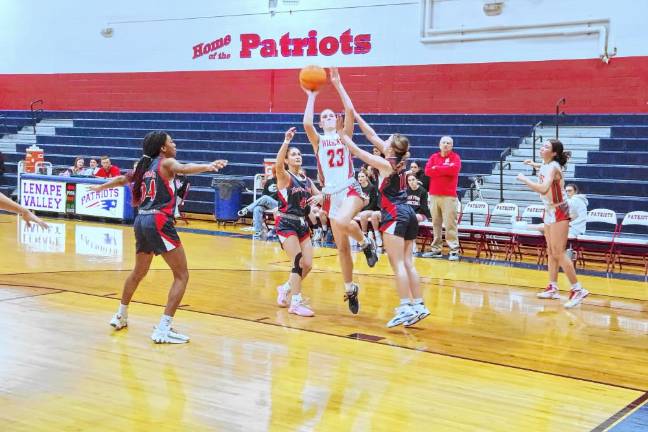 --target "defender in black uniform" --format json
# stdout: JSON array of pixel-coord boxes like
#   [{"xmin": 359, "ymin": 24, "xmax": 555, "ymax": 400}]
[
  {"xmin": 341, "ymin": 113, "xmax": 431, "ymax": 329},
  {"xmin": 91, "ymin": 131, "xmax": 227, "ymax": 344},
  {"xmin": 274, "ymin": 127, "xmax": 322, "ymax": 317}
]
